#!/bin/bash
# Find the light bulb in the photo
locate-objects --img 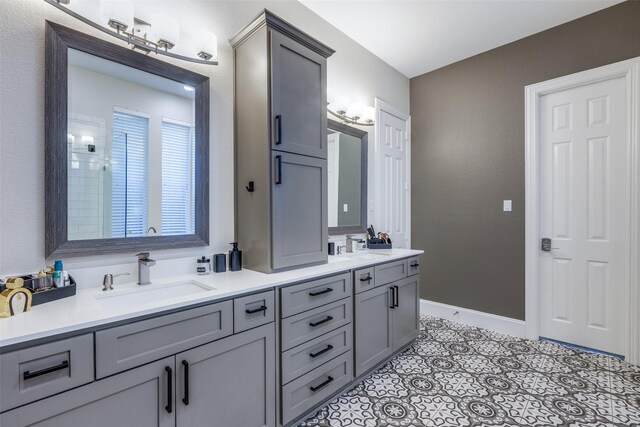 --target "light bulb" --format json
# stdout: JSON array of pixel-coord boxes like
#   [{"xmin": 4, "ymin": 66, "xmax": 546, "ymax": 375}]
[
  {"xmin": 194, "ymin": 29, "xmax": 217, "ymax": 60},
  {"xmin": 347, "ymin": 103, "xmax": 364, "ymax": 120},
  {"xmin": 362, "ymin": 106, "xmax": 375, "ymax": 123},
  {"xmin": 100, "ymin": 0, "xmax": 134, "ymax": 32}
]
